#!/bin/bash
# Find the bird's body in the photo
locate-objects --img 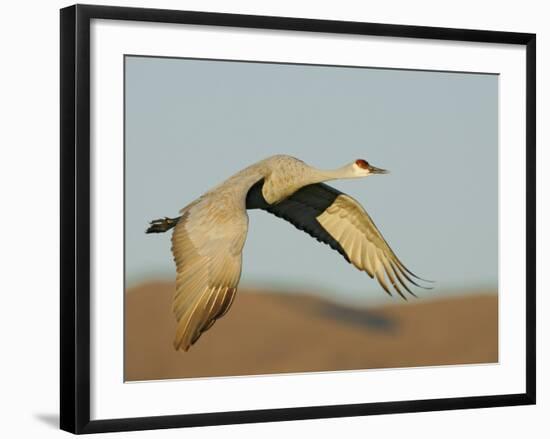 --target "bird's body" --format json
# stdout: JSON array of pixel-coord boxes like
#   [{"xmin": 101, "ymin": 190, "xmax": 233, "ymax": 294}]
[{"xmin": 147, "ymin": 154, "xmax": 429, "ymax": 351}]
